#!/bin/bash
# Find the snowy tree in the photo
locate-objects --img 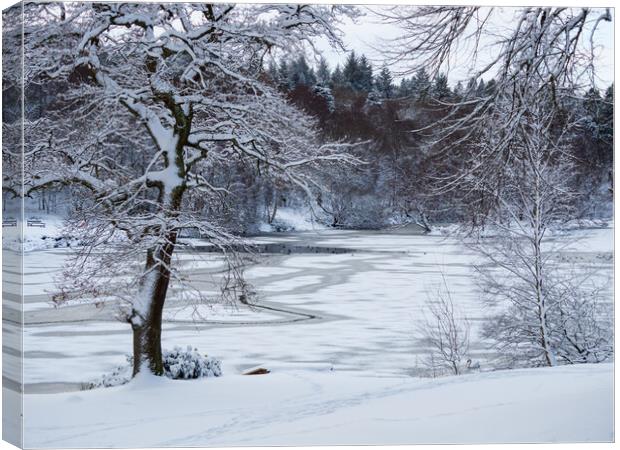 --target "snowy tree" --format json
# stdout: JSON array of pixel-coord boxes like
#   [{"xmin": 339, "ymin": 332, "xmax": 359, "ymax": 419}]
[
  {"xmin": 412, "ymin": 68, "xmax": 431, "ymax": 99},
  {"xmin": 471, "ymin": 102, "xmax": 612, "ymax": 367},
  {"xmin": 377, "ymin": 6, "xmax": 613, "ymax": 368},
  {"xmin": 289, "ymin": 55, "xmax": 317, "ymax": 87},
  {"xmin": 376, "ymin": 66, "xmax": 394, "ymax": 99},
  {"xmin": 316, "ymin": 56, "xmax": 331, "ymax": 86},
  {"xmin": 364, "ymin": 86, "xmax": 383, "ymax": 109},
  {"xmin": 314, "ymin": 85, "xmax": 336, "ymax": 113},
  {"xmin": 277, "ymin": 59, "xmax": 292, "ymax": 90},
  {"xmin": 432, "ymin": 73, "xmax": 451, "ymax": 101},
  {"xmin": 357, "ymin": 55, "xmax": 374, "ymax": 92},
  {"xmin": 4, "ymin": 2, "xmax": 360, "ymax": 377}
]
